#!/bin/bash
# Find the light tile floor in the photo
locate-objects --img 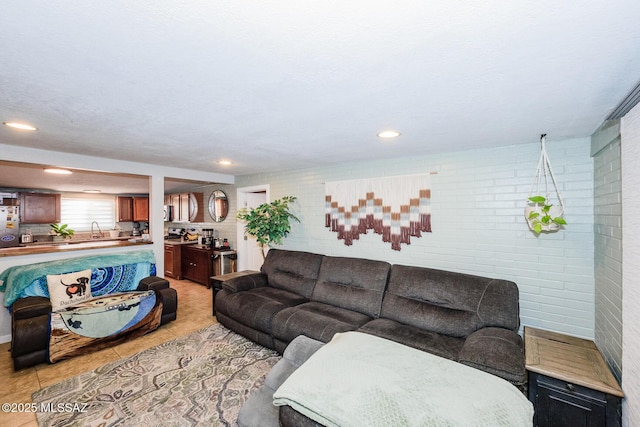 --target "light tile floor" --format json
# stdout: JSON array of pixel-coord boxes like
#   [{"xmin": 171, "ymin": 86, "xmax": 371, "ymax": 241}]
[{"xmin": 0, "ymin": 278, "xmax": 216, "ymax": 427}]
